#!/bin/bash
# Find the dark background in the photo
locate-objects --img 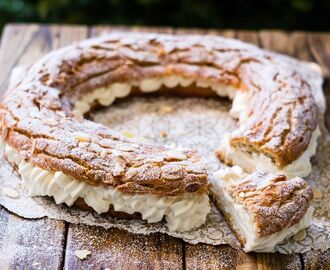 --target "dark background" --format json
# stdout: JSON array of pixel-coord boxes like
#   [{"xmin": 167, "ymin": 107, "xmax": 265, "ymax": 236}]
[{"xmin": 0, "ymin": 0, "xmax": 330, "ymax": 32}]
